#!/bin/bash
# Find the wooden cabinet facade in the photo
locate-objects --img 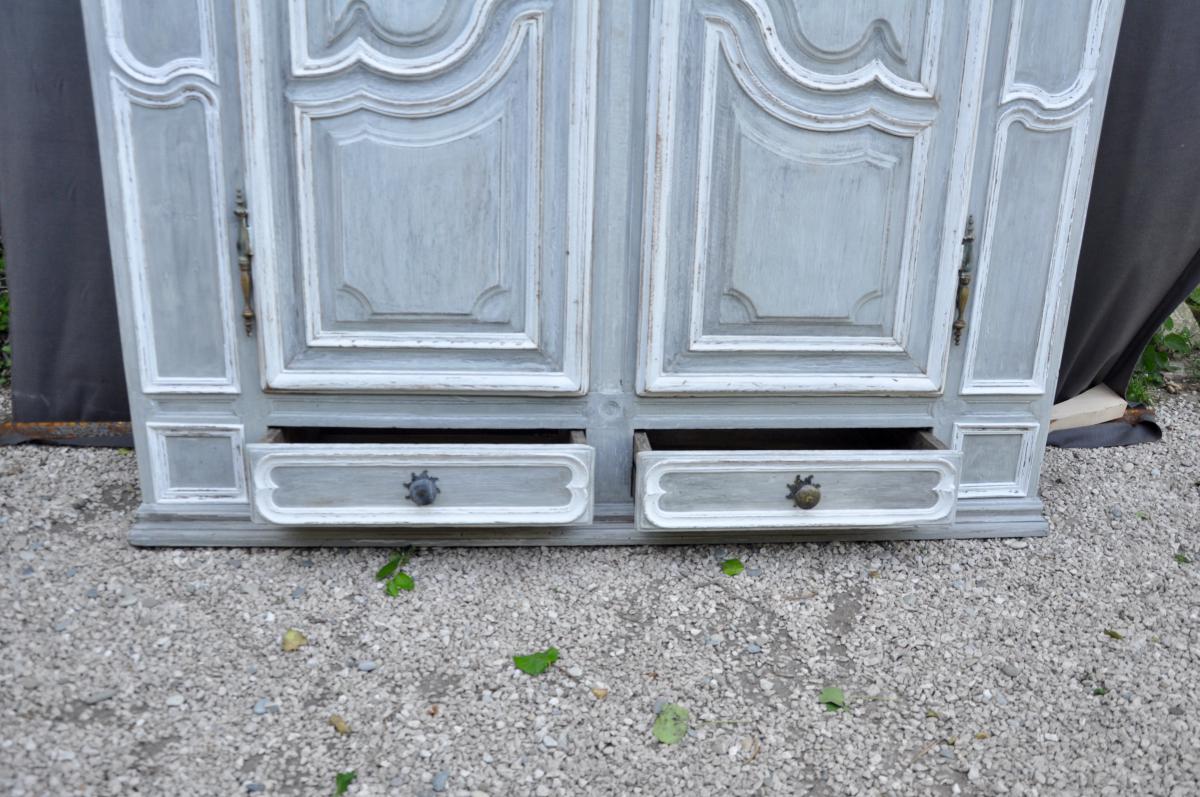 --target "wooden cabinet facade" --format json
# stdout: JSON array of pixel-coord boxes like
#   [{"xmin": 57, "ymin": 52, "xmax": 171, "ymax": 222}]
[{"xmin": 83, "ymin": 0, "xmax": 1124, "ymax": 545}]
